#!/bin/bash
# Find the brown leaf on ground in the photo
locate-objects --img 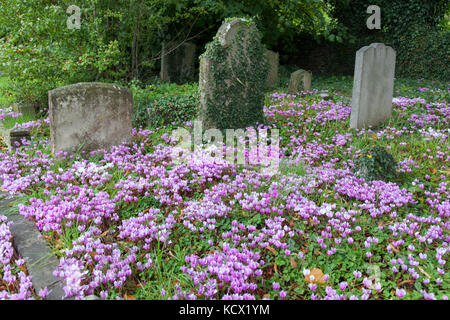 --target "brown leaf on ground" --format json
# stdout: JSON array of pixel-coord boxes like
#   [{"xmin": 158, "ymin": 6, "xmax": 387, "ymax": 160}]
[
  {"xmin": 305, "ymin": 268, "xmax": 325, "ymax": 284},
  {"xmin": 265, "ymin": 246, "xmax": 277, "ymax": 255},
  {"xmin": 418, "ymin": 267, "xmax": 431, "ymax": 279},
  {"xmin": 290, "ymin": 257, "xmax": 298, "ymax": 268}
]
